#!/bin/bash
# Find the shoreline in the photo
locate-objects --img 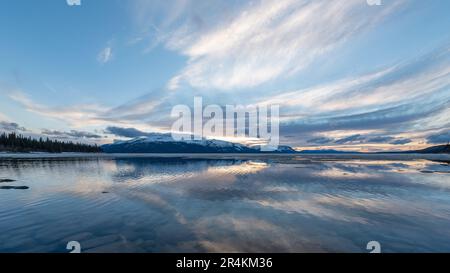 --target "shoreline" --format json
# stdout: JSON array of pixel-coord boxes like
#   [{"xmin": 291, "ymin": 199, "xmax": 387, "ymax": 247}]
[{"xmin": 0, "ymin": 152, "xmax": 449, "ymax": 162}]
